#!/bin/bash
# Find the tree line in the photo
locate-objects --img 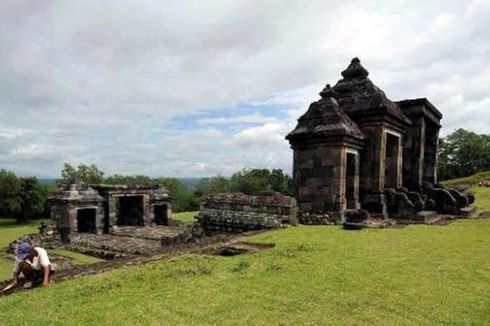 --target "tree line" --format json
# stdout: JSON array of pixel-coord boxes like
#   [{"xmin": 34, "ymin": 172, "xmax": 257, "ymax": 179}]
[
  {"xmin": 0, "ymin": 164, "xmax": 292, "ymax": 223},
  {"xmin": 0, "ymin": 170, "xmax": 51, "ymax": 223},
  {"xmin": 59, "ymin": 164, "xmax": 292, "ymax": 213}
]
